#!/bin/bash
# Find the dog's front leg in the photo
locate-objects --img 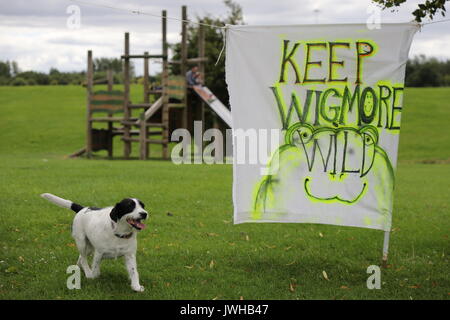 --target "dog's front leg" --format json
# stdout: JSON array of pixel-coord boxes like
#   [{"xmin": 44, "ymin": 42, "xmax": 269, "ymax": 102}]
[
  {"xmin": 124, "ymin": 253, "xmax": 144, "ymax": 292},
  {"xmin": 89, "ymin": 251, "xmax": 103, "ymax": 279}
]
